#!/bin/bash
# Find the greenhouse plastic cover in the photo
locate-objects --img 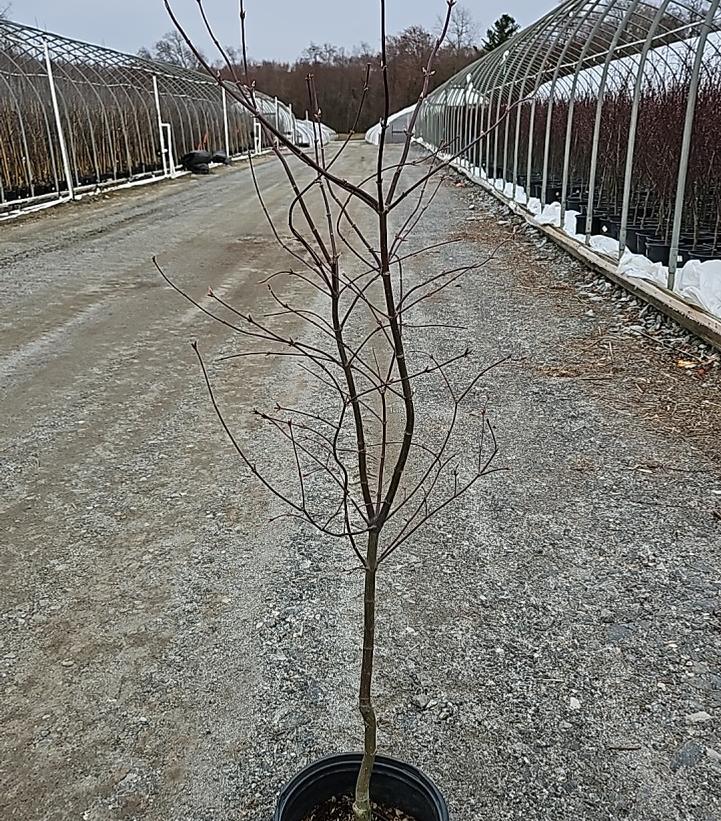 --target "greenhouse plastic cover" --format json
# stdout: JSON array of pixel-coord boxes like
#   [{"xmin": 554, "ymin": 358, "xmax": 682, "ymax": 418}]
[
  {"xmin": 365, "ymin": 104, "xmax": 417, "ymax": 146},
  {"xmin": 295, "ymin": 119, "xmax": 337, "ymax": 147}
]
